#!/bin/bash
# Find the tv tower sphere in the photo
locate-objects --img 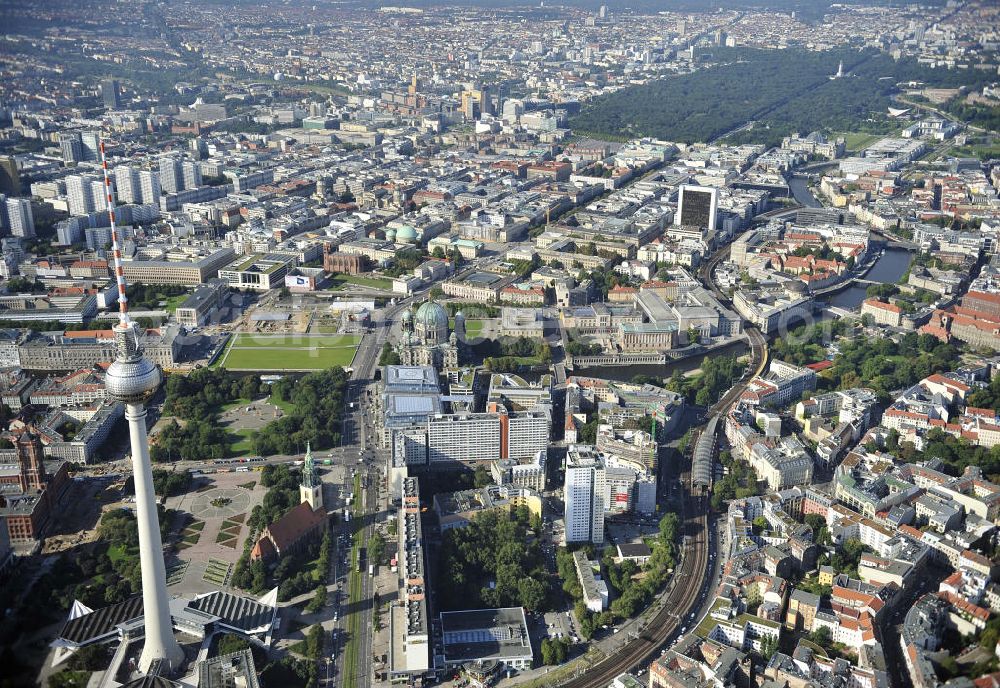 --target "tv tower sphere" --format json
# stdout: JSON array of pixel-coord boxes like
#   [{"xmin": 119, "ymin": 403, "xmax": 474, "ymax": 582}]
[{"xmin": 105, "ymin": 325, "xmax": 162, "ymax": 404}]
